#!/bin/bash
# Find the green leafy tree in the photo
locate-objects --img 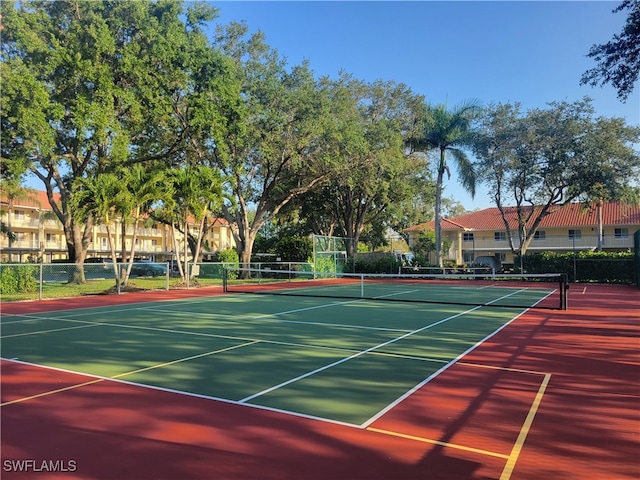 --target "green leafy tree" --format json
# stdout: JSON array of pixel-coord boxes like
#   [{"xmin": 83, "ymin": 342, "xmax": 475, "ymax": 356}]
[
  {"xmin": 71, "ymin": 174, "xmax": 123, "ymax": 282},
  {"xmin": 273, "ymin": 236, "xmax": 313, "ymax": 263},
  {"xmin": 577, "ymin": 116, "xmax": 640, "ymax": 250},
  {"xmin": 289, "ymin": 75, "xmax": 428, "ymax": 257},
  {"xmin": 154, "ymin": 166, "xmax": 223, "ymax": 280},
  {"xmin": 214, "ymin": 23, "xmax": 335, "ymax": 268},
  {"xmin": 0, "ymin": 1, "xmax": 226, "ymax": 282},
  {"xmin": 580, "ymin": 0, "xmax": 640, "ymax": 102},
  {"xmin": 409, "ymin": 100, "xmax": 482, "ymax": 266},
  {"xmin": 330, "ymin": 79, "xmax": 426, "ymax": 257},
  {"xmin": 115, "ymin": 165, "xmax": 171, "ymax": 285},
  {"xmin": 476, "ymin": 99, "xmax": 640, "ymax": 260}
]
